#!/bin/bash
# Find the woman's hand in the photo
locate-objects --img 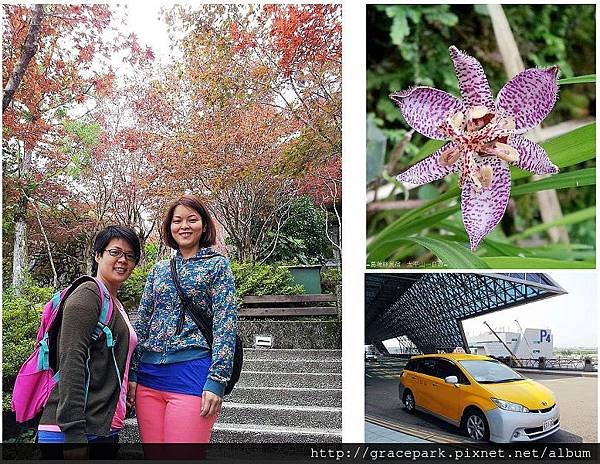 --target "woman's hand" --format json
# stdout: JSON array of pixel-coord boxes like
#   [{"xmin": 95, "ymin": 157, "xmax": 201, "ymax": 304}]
[
  {"xmin": 127, "ymin": 381, "xmax": 137, "ymax": 408},
  {"xmin": 200, "ymin": 390, "xmax": 222, "ymax": 417}
]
